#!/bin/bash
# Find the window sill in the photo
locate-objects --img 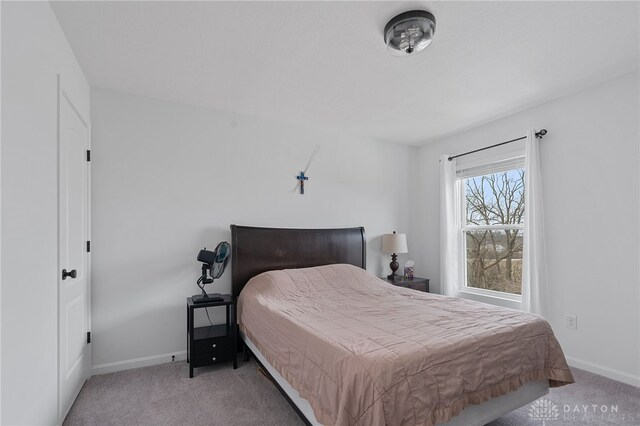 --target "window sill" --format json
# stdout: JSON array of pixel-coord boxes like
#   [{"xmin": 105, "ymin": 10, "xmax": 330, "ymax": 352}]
[{"xmin": 457, "ymin": 289, "xmax": 522, "ymax": 310}]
